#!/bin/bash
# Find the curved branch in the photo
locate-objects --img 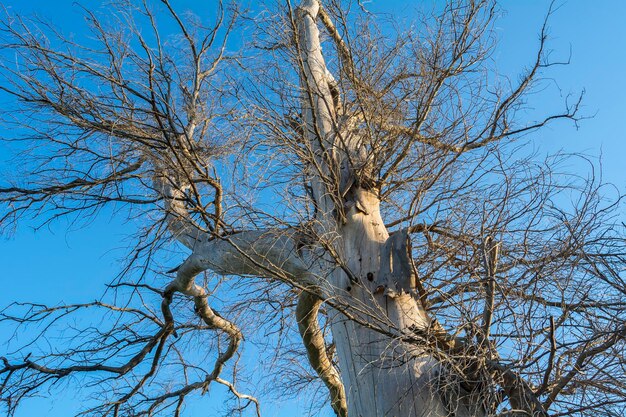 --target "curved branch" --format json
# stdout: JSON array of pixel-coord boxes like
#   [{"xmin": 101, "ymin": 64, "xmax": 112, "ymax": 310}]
[{"xmin": 296, "ymin": 291, "xmax": 347, "ymax": 417}]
